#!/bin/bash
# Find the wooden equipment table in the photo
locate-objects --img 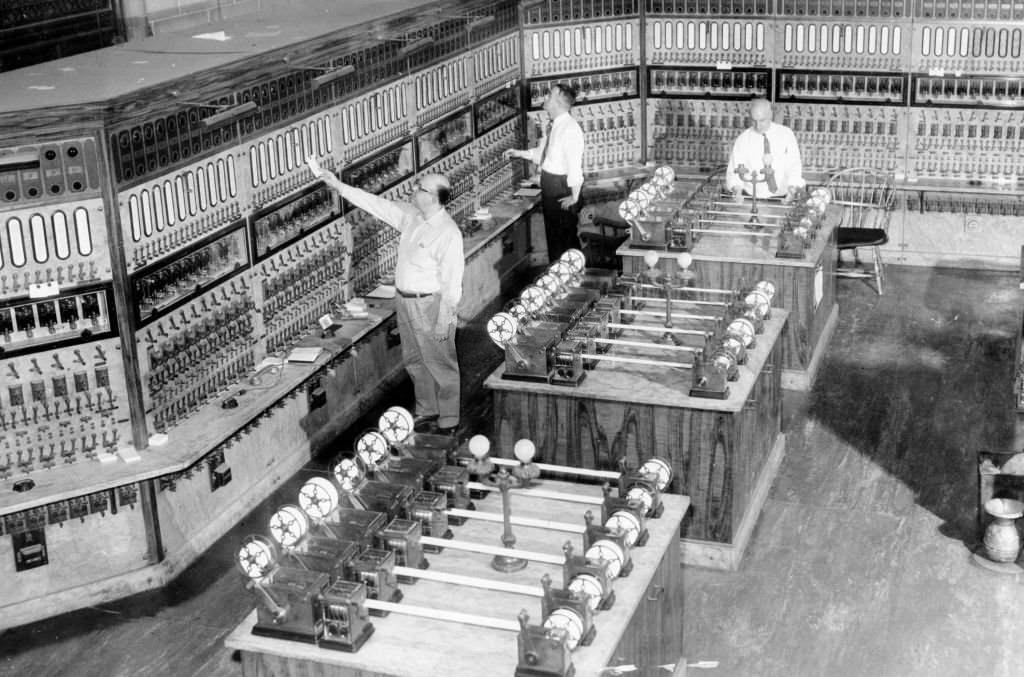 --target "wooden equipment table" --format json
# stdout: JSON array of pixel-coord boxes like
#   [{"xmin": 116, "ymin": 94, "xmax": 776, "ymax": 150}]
[
  {"xmin": 486, "ymin": 312, "xmax": 787, "ymax": 570},
  {"xmin": 617, "ymin": 203, "xmax": 839, "ymax": 391},
  {"xmin": 225, "ymin": 483, "xmax": 689, "ymax": 677}
]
